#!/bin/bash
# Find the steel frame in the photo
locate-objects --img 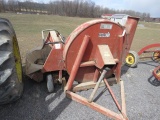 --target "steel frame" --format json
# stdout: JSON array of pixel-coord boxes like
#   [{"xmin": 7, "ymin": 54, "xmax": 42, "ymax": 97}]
[
  {"xmin": 65, "ymin": 35, "xmax": 128, "ymax": 120},
  {"xmin": 153, "ymin": 66, "xmax": 160, "ymax": 81},
  {"xmin": 138, "ymin": 43, "xmax": 160, "ymax": 56},
  {"xmin": 137, "ymin": 43, "xmax": 160, "ymax": 80}
]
